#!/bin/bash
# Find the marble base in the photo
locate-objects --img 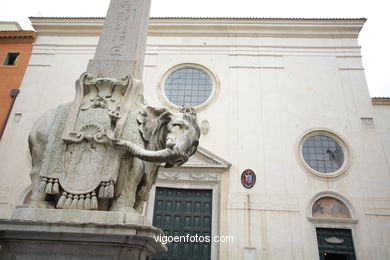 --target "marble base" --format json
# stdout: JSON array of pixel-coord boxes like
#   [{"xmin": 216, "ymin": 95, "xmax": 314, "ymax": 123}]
[
  {"xmin": 0, "ymin": 208, "xmax": 167, "ymax": 260},
  {"xmin": 11, "ymin": 207, "xmax": 151, "ymax": 225}
]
